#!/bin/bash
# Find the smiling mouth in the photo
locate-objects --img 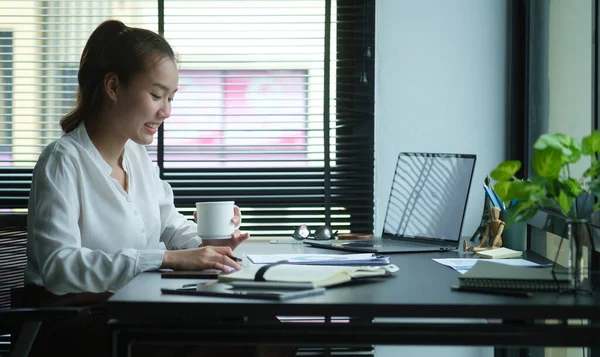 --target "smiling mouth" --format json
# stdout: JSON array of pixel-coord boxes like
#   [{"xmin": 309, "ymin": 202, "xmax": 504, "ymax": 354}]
[{"xmin": 145, "ymin": 122, "xmax": 161, "ymax": 129}]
